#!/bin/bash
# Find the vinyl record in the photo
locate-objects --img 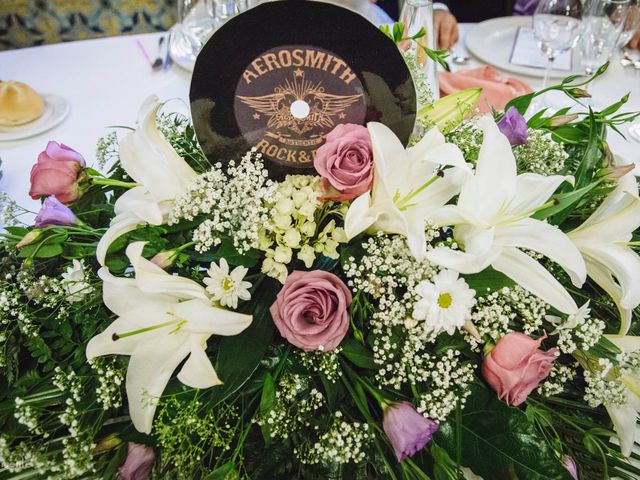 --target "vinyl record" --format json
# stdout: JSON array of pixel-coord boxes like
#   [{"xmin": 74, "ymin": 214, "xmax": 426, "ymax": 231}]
[{"xmin": 189, "ymin": 0, "xmax": 416, "ymax": 179}]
